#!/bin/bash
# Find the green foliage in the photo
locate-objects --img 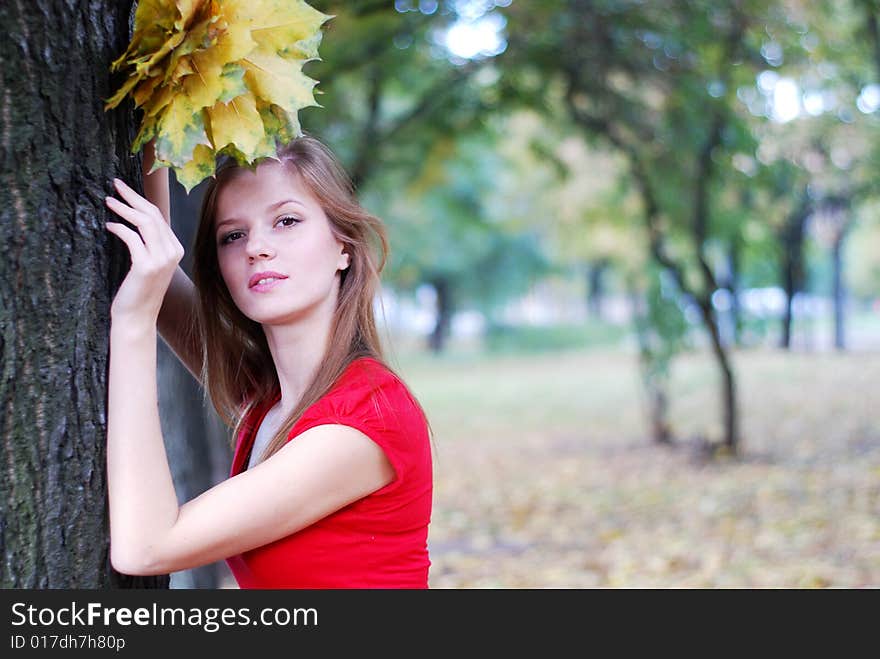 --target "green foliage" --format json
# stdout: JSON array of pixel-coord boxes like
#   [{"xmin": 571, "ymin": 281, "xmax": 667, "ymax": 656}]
[
  {"xmin": 484, "ymin": 321, "xmax": 629, "ymax": 355},
  {"xmin": 370, "ymin": 129, "xmax": 553, "ymax": 314},
  {"xmin": 635, "ymin": 269, "xmax": 691, "ymax": 381}
]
